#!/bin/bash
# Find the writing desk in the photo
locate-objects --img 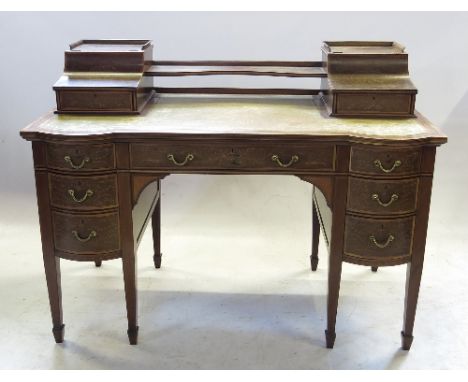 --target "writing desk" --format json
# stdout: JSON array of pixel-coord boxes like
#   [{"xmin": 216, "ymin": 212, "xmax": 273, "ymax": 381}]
[{"xmin": 20, "ymin": 95, "xmax": 446, "ymax": 349}]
